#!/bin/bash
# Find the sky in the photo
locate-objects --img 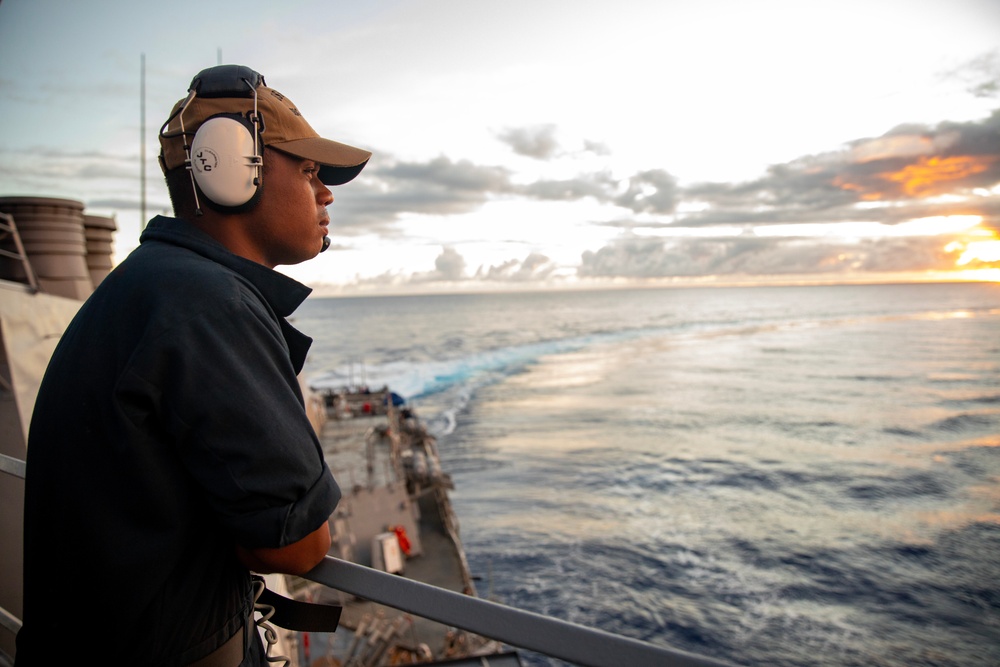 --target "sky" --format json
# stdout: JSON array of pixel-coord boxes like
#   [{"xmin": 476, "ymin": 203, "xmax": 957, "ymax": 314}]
[{"xmin": 1, "ymin": 0, "xmax": 999, "ymax": 295}]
